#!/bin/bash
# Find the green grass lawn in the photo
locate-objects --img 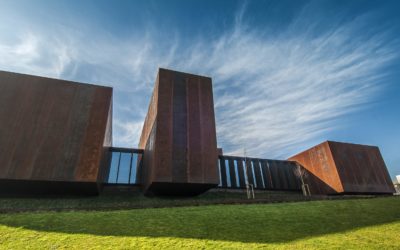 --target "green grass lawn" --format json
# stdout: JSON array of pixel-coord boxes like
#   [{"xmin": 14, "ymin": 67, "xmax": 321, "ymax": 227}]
[
  {"xmin": 0, "ymin": 197, "xmax": 399, "ymax": 249},
  {"xmin": 0, "ymin": 189, "xmax": 309, "ymax": 212}
]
